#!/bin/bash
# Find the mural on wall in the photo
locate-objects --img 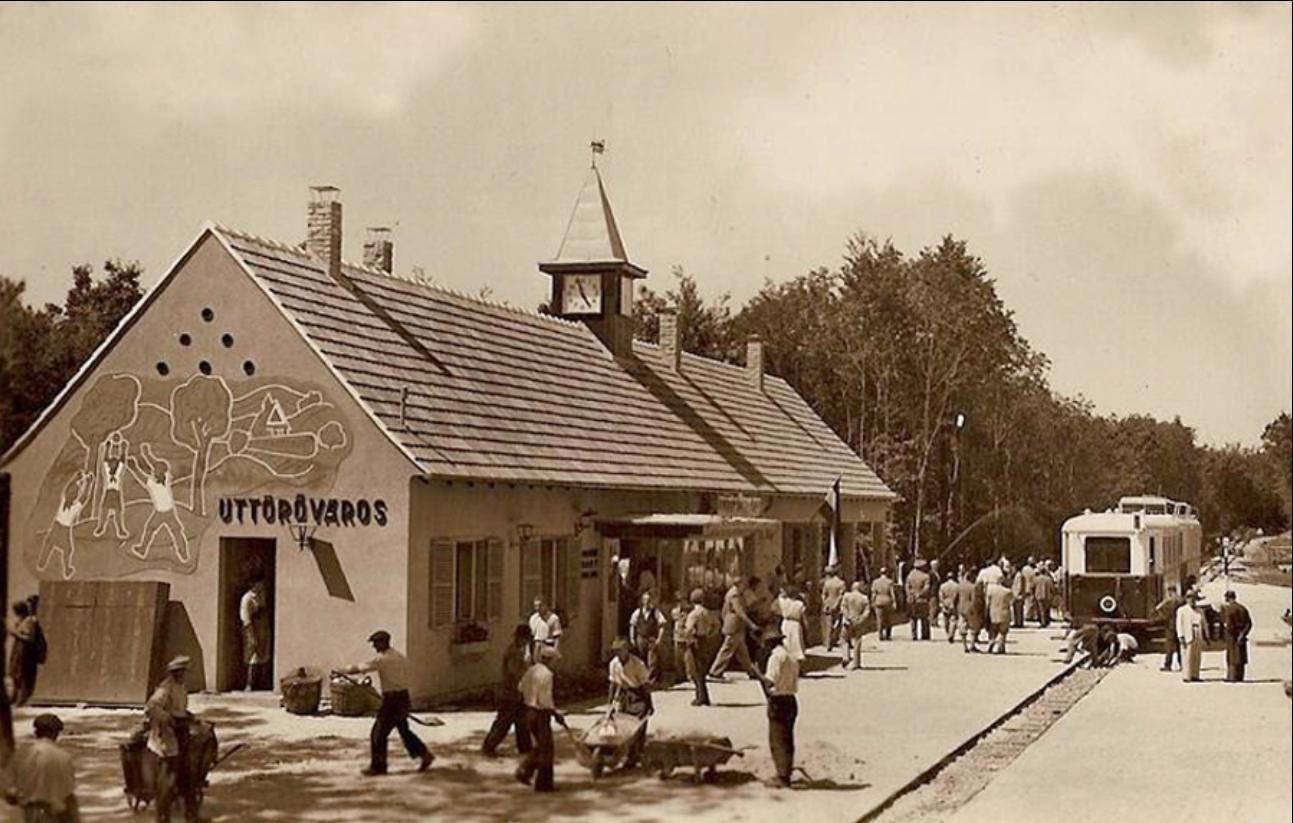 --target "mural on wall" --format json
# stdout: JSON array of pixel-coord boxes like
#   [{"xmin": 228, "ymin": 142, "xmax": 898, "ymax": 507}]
[{"xmin": 25, "ymin": 371, "xmax": 352, "ymax": 580}]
